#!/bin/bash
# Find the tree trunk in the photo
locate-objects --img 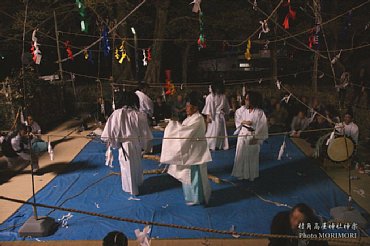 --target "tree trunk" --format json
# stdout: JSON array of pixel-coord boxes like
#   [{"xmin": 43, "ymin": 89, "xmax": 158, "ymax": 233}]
[
  {"xmin": 144, "ymin": 0, "xmax": 170, "ymax": 84},
  {"xmin": 181, "ymin": 43, "xmax": 191, "ymax": 84}
]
